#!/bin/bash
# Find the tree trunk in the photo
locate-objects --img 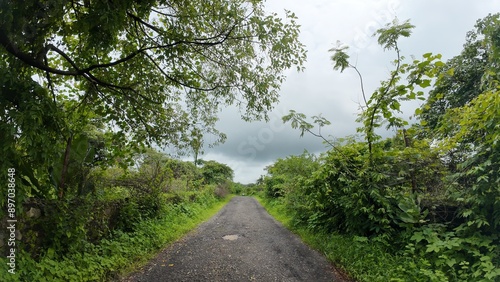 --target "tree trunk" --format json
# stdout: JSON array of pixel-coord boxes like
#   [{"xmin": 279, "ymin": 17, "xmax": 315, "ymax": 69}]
[
  {"xmin": 402, "ymin": 129, "xmax": 417, "ymax": 193},
  {"xmin": 59, "ymin": 134, "xmax": 73, "ymax": 199}
]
